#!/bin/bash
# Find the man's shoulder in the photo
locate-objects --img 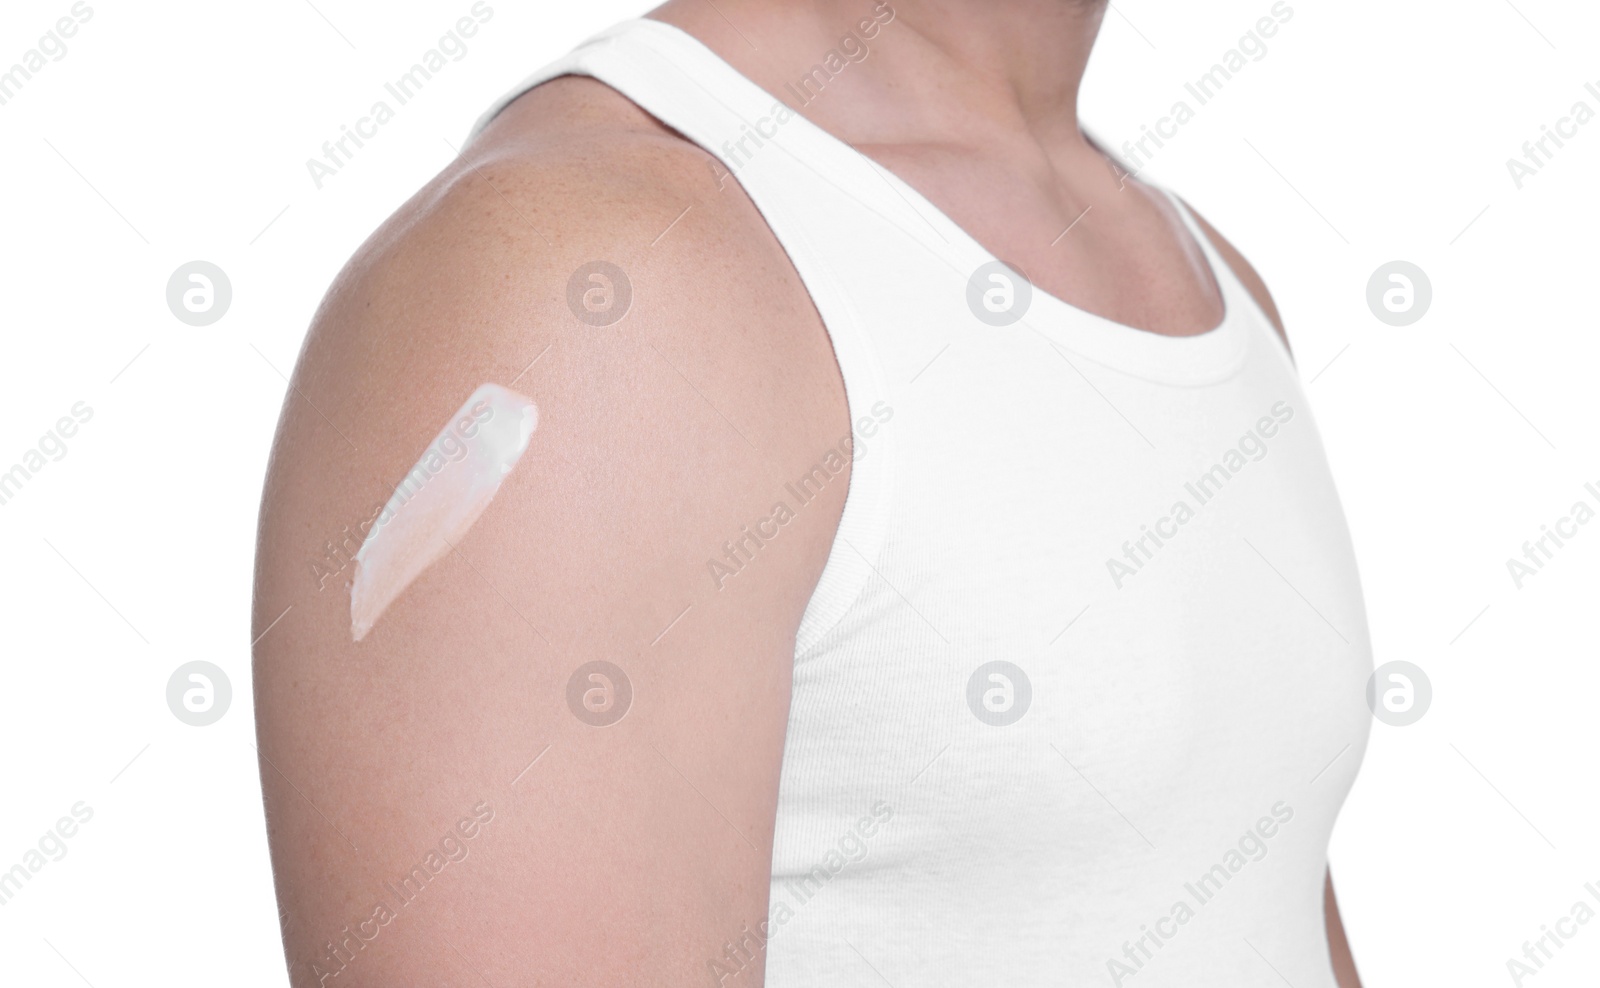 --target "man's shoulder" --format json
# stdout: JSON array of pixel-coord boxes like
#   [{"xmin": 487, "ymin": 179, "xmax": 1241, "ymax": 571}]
[
  {"xmin": 357, "ymin": 75, "xmax": 772, "ymax": 322},
  {"xmin": 309, "ymin": 74, "xmax": 835, "ymax": 415},
  {"xmin": 276, "ymin": 74, "xmax": 849, "ymax": 571}
]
